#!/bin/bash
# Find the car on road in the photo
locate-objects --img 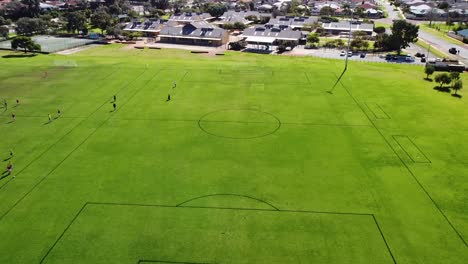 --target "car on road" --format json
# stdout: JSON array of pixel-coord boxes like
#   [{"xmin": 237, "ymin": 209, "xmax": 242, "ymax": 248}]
[
  {"xmin": 449, "ymin": 47, "xmax": 458, "ymax": 54},
  {"xmin": 421, "ymin": 57, "xmax": 426, "ymax": 63},
  {"xmin": 360, "ymin": 53, "xmax": 366, "ymax": 58},
  {"xmin": 340, "ymin": 51, "xmax": 346, "ymax": 56},
  {"xmin": 348, "ymin": 51, "xmax": 353, "ymax": 57}
]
